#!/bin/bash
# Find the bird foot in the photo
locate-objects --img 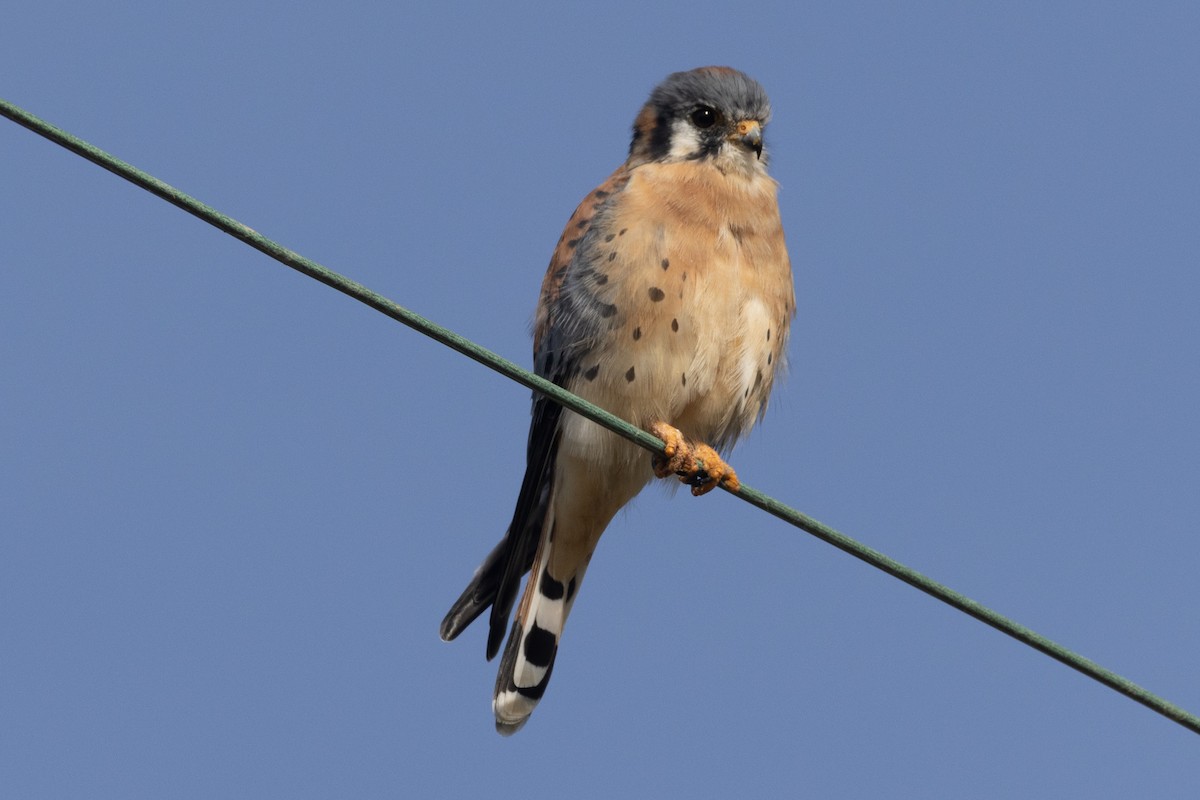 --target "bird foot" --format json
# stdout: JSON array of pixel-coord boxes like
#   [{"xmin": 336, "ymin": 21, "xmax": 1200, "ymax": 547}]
[{"xmin": 648, "ymin": 421, "xmax": 740, "ymax": 496}]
